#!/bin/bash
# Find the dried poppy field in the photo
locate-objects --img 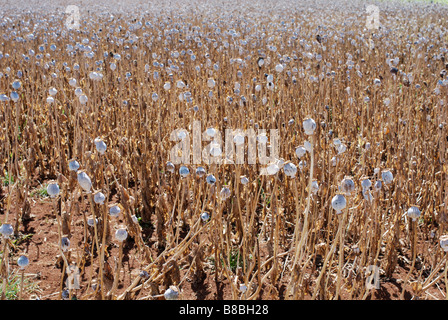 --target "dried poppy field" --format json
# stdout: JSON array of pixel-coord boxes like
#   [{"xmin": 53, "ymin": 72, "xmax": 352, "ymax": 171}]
[{"xmin": 1, "ymin": 0, "xmax": 448, "ymax": 301}]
